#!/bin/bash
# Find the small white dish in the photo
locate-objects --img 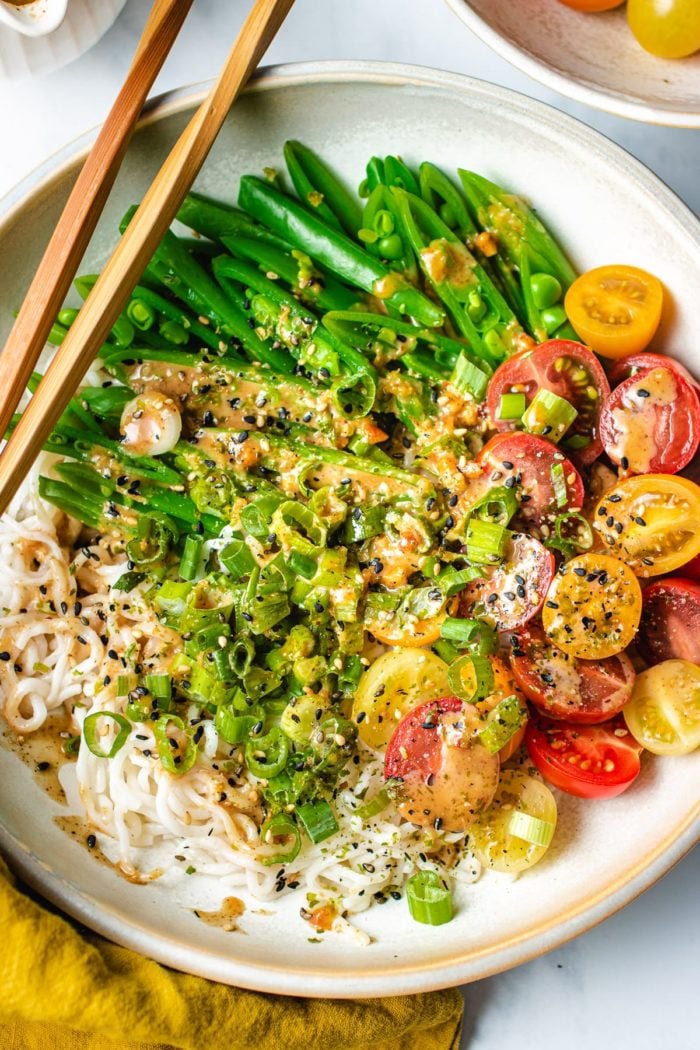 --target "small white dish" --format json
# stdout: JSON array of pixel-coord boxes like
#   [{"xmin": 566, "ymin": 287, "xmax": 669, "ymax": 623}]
[
  {"xmin": 0, "ymin": 0, "xmax": 126, "ymax": 80},
  {"xmin": 0, "ymin": 0, "xmax": 67, "ymax": 38},
  {"xmin": 444, "ymin": 0, "xmax": 700, "ymax": 128}
]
